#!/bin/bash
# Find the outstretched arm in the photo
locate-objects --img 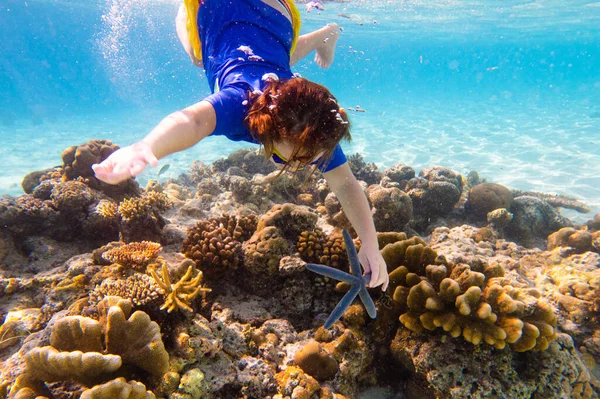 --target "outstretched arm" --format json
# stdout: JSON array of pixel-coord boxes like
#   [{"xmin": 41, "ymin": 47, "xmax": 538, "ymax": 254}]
[
  {"xmin": 323, "ymin": 162, "xmax": 390, "ymax": 290},
  {"xmin": 93, "ymin": 101, "xmax": 216, "ymax": 184}
]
